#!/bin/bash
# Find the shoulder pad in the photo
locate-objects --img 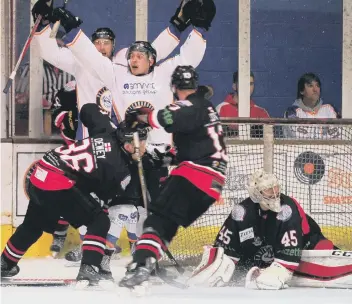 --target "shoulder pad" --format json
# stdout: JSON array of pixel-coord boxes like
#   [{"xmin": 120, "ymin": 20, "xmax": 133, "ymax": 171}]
[{"xmin": 231, "ymin": 204, "xmax": 246, "ymax": 221}]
